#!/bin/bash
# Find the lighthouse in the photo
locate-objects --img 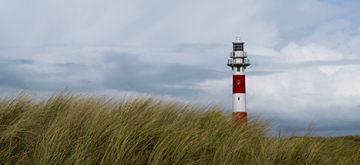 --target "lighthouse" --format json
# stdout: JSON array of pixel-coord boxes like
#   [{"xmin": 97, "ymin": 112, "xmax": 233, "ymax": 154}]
[{"xmin": 227, "ymin": 37, "xmax": 250, "ymax": 125}]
